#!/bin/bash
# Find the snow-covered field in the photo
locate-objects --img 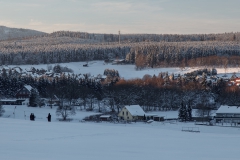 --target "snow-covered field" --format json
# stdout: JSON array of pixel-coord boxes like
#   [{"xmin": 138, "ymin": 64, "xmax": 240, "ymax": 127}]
[
  {"xmin": 1, "ymin": 105, "xmax": 240, "ymax": 160},
  {"xmin": 2, "ymin": 62, "xmax": 240, "ymax": 159},
  {"xmin": 2, "ymin": 105, "xmax": 100, "ymax": 122},
  {"xmin": 8, "ymin": 60, "xmax": 240, "ymax": 80}
]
